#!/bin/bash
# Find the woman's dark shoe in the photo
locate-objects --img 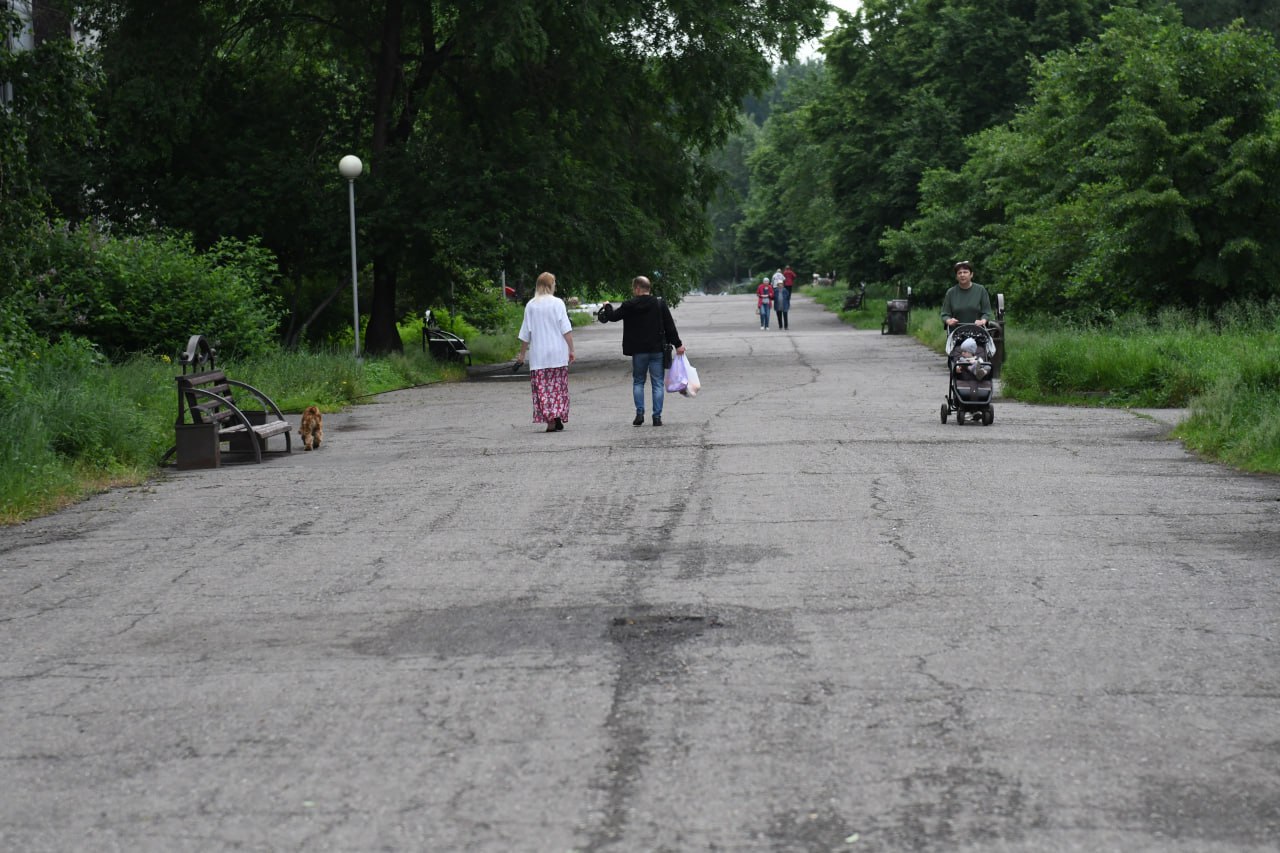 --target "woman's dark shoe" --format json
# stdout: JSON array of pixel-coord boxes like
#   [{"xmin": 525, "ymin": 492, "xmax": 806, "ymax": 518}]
[
  {"xmin": 554, "ymin": 418, "xmax": 564, "ymax": 431},
  {"xmin": 652, "ymin": 415, "xmax": 663, "ymax": 427},
  {"xmin": 633, "ymin": 414, "xmax": 644, "ymax": 426},
  {"xmin": 545, "ymin": 421, "xmax": 556, "ymax": 432}
]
